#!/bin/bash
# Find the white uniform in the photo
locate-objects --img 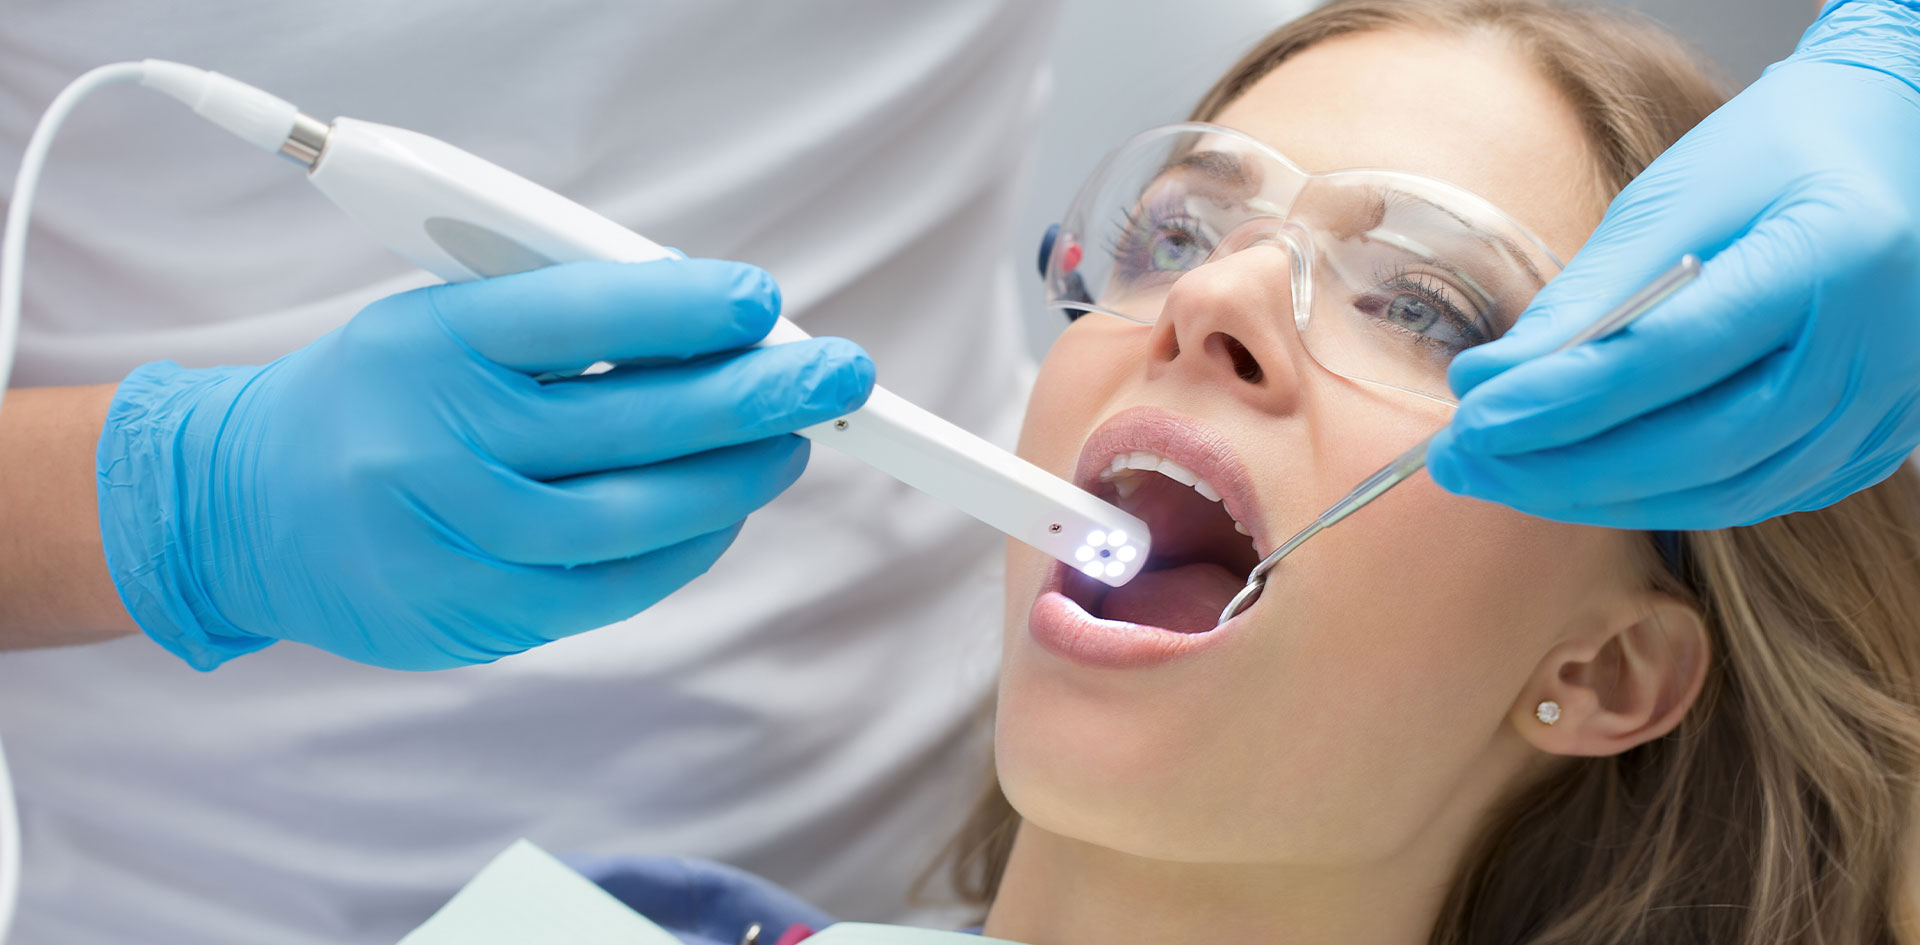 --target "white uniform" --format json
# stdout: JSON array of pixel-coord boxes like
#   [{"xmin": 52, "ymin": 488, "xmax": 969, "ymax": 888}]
[{"xmin": 0, "ymin": 2, "xmax": 1052, "ymax": 942}]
